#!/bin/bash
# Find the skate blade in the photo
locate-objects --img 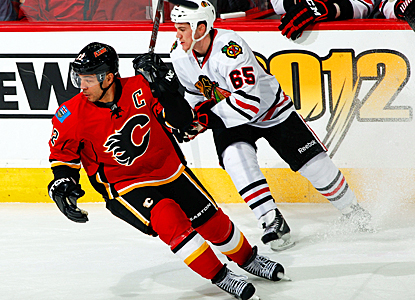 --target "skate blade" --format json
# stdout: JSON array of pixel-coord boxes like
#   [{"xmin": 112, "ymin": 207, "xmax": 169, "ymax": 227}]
[
  {"xmin": 248, "ymin": 294, "xmax": 260, "ymax": 300},
  {"xmin": 270, "ymin": 239, "xmax": 296, "ymax": 252},
  {"xmin": 337, "ymin": 220, "xmax": 377, "ymax": 233},
  {"xmin": 356, "ymin": 225, "xmax": 376, "ymax": 233},
  {"xmin": 277, "ymin": 272, "xmax": 292, "ymax": 281}
]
